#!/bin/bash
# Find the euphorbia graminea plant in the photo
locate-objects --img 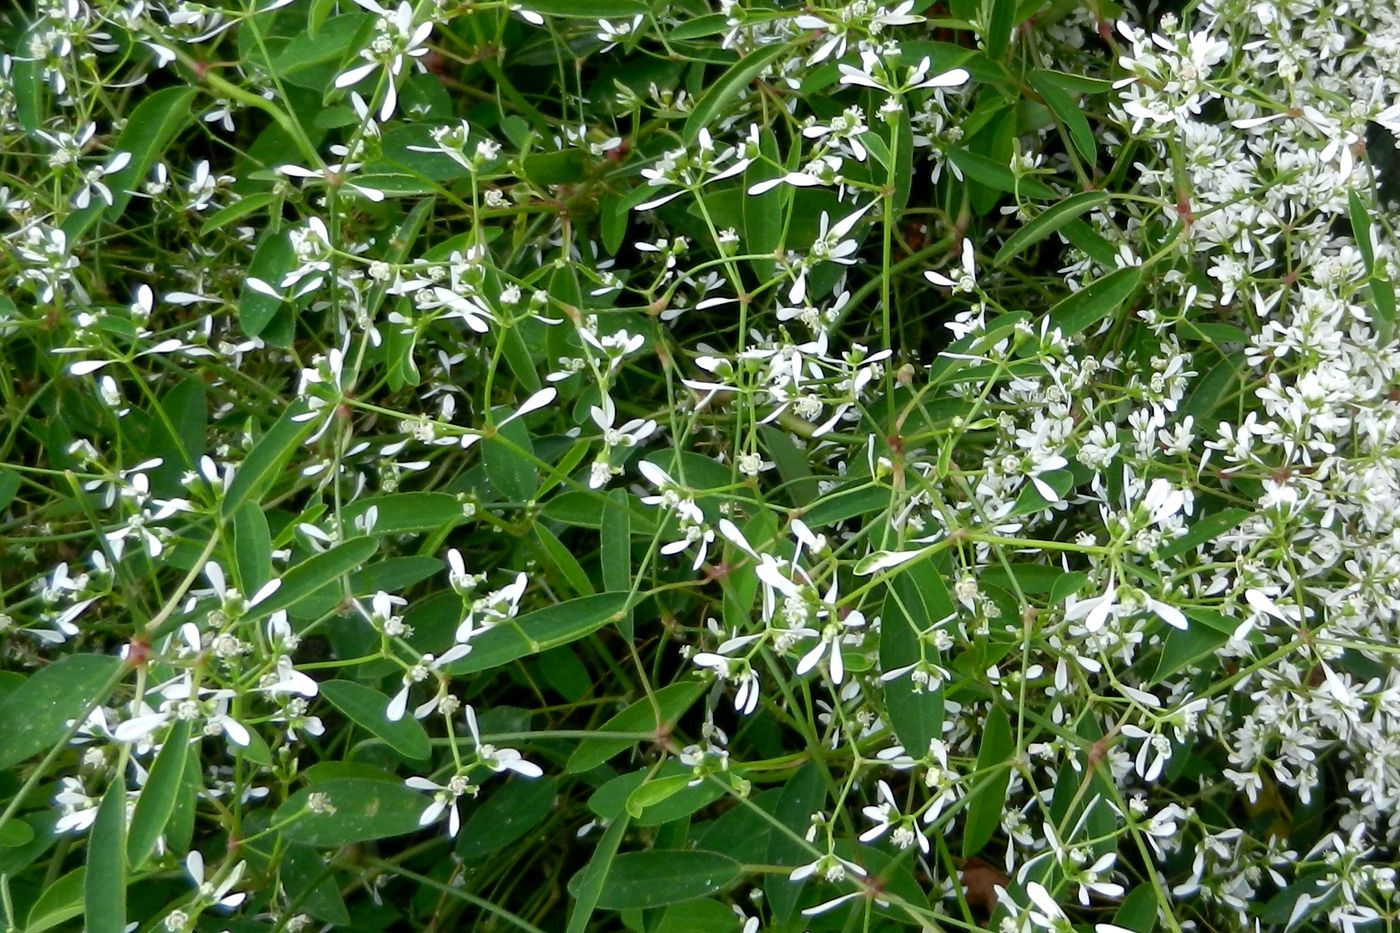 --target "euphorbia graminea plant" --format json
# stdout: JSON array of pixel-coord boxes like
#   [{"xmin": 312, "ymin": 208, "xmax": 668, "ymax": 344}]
[{"xmin": 0, "ymin": 0, "xmax": 1398, "ymax": 929}]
